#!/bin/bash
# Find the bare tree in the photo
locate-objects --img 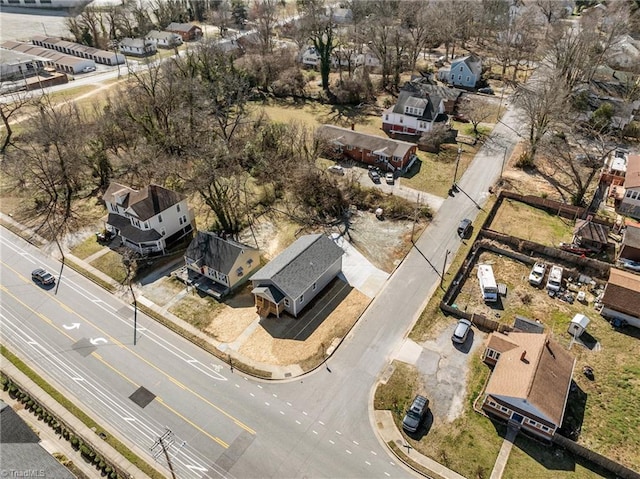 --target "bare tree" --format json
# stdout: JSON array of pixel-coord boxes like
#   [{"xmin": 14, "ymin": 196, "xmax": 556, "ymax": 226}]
[
  {"xmin": 536, "ymin": 0, "xmax": 569, "ymax": 25},
  {"xmin": 251, "ymin": 0, "xmax": 279, "ymax": 55},
  {"xmin": 205, "ymin": 0, "xmax": 233, "ymax": 37},
  {"xmin": 299, "ymin": 0, "xmax": 338, "ymax": 93},
  {"xmin": 513, "ymin": 79, "xmax": 568, "ymax": 161},
  {"xmin": 0, "ymin": 88, "xmax": 38, "ymax": 155},
  {"xmin": 540, "ymin": 128, "xmax": 615, "ymax": 205},
  {"xmin": 458, "ymin": 96, "xmax": 493, "ymax": 139}
]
